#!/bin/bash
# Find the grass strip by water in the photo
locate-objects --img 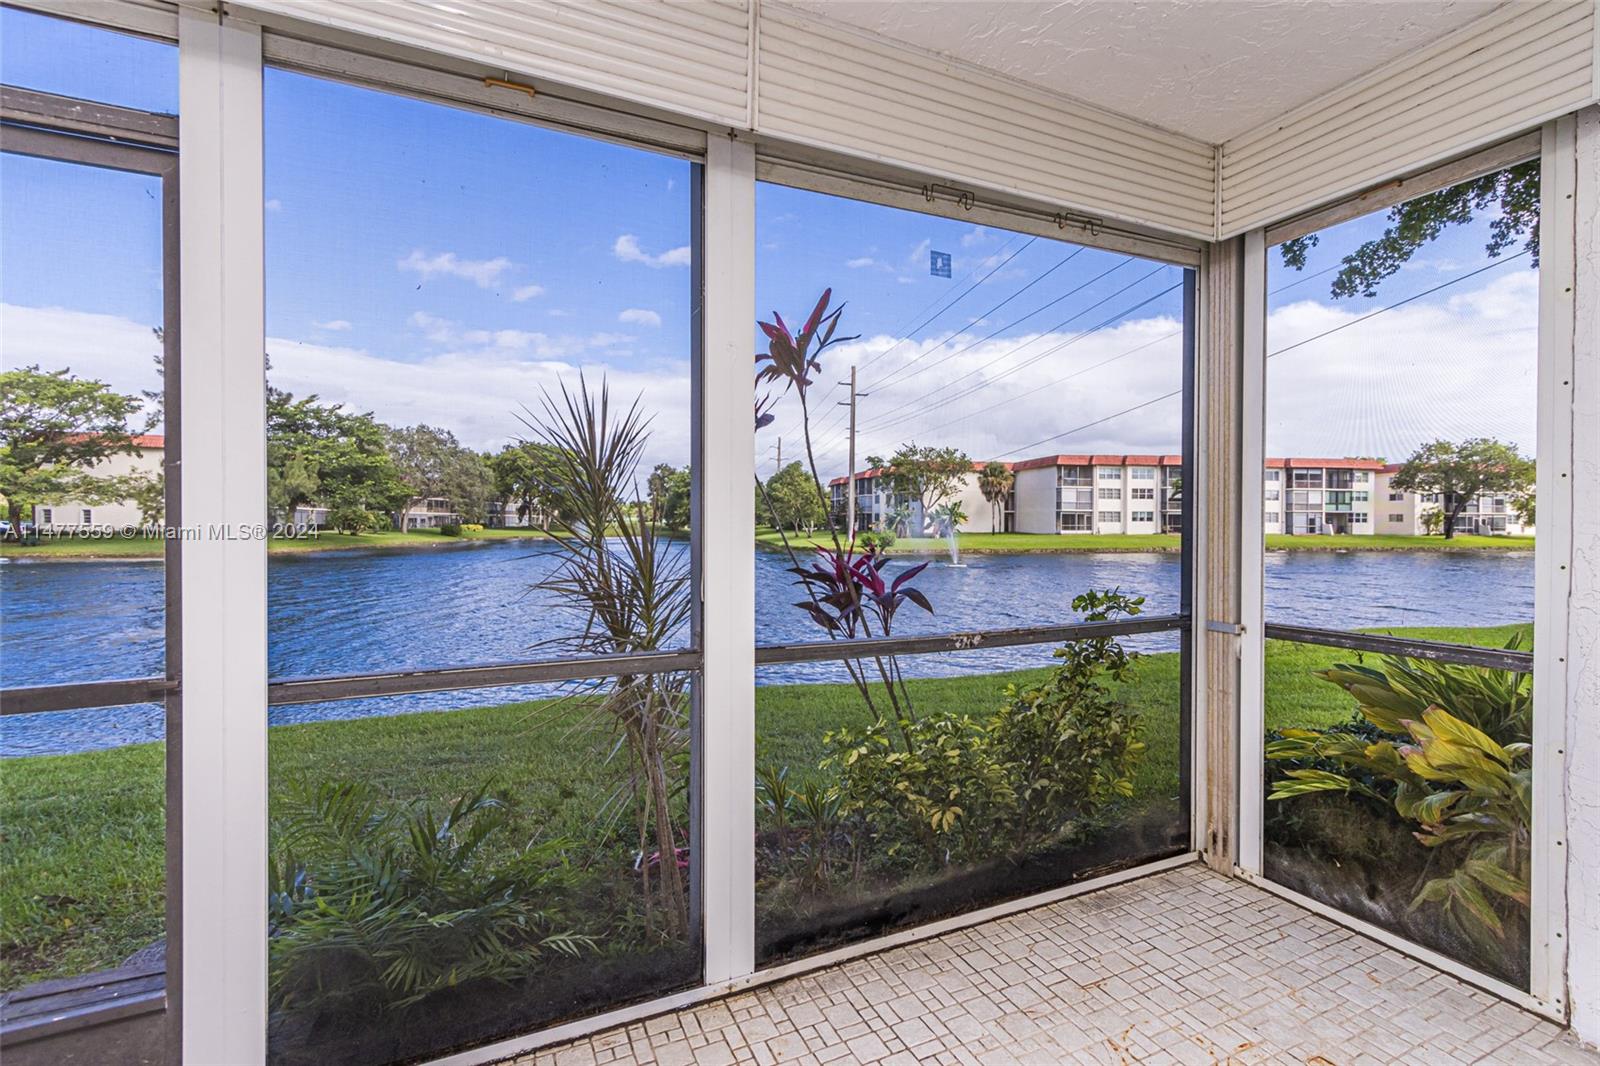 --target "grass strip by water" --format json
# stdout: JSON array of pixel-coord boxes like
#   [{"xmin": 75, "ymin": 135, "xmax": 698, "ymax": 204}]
[
  {"xmin": 0, "ymin": 623, "xmax": 1529, "ymax": 990},
  {"xmin": 0, "ymin": 527, "xmax": 552, "ymax": 561},
  {"xmin": 754, "ymin": 530, "xmax": 1532, "ymax": 555}
]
